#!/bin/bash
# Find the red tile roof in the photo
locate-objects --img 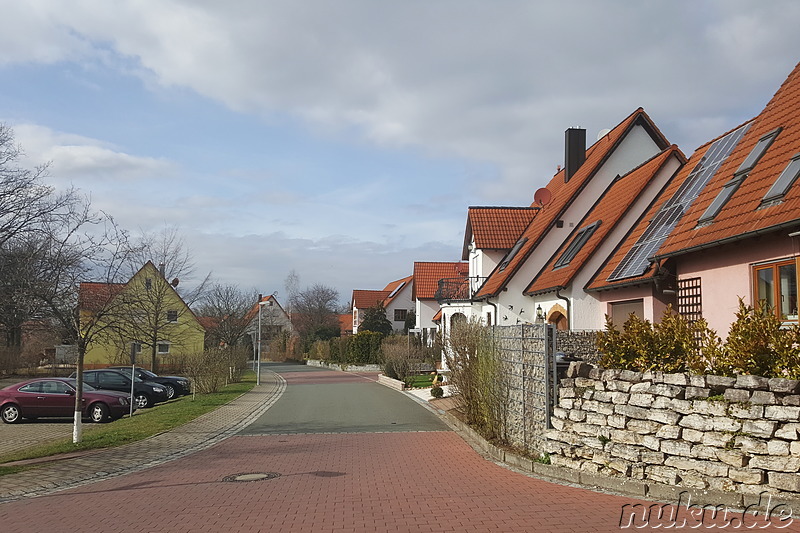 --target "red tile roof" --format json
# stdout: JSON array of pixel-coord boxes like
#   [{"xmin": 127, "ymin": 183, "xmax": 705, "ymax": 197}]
[
  {"xmin": 351, "ymin": 289, "xmax": 391, "ymax": 310},
  {"xmin": 462, "ymin": 207, "xmax": 539, "ymax": 259},
  {"xmin": 339, "ymin": 314, "xmax": 353, "ymax": 335},
  {"xmin": 474, "ymin": 108, "xmax": 669, "ymax": 299},
  {"xmin": 384, "ymin": 275, "xmax": 412, "ymax": 306},
  {"xmin": 78, "ymin": 282, "xmax": 126, "ymax": 312},
  {"xmin": 656, "ymin": 61, "xmax": 800, "ymax": 257},
  {"xmin": 413, "ymin": 262, "xmax": 469, "ymax": 300},
  {"xmin": 528, "ymin": 146, "xmax": 684, "ymax": 295},
  {"xmin": 244, "ymin": 294, "xmax": 282, "ymax": 322},
  {"xmin": 432, "ymin": 308, "xmax": 443, "ymax": 322},
  {"xmin": 589, "ymin": 61, "xmax": 800, "ymax": 291}
]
